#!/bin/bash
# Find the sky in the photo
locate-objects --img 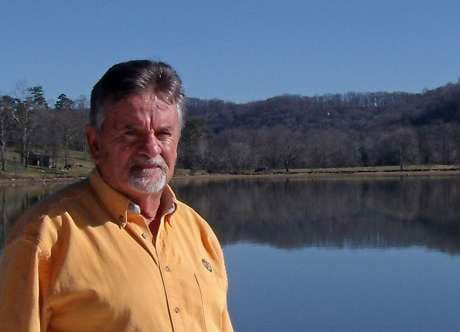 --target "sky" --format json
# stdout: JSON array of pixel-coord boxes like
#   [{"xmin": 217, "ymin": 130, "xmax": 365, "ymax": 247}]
[{"xmin": 1, "ymin": 0, "xmax": 460, "ymax": 103}]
